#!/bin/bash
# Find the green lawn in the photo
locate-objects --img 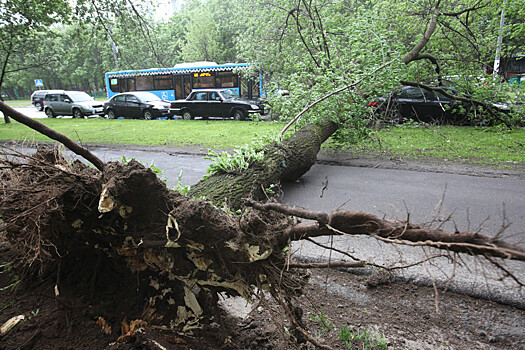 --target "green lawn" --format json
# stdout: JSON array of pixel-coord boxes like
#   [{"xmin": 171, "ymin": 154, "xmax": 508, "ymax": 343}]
[
  {"xmin": 3, "ymin": 99, "xmax": 32, "ymax": 107},
  {"xmin": 1, "ymin": 117, "xmax": 524, "ymax": 168},
  {"xmin": 327, "ymin": 125, "xmax": 525, "ymax": 167},
  {"xmin": 0, "ymin": 118, "xmax": 284, "ymax": 149}
]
